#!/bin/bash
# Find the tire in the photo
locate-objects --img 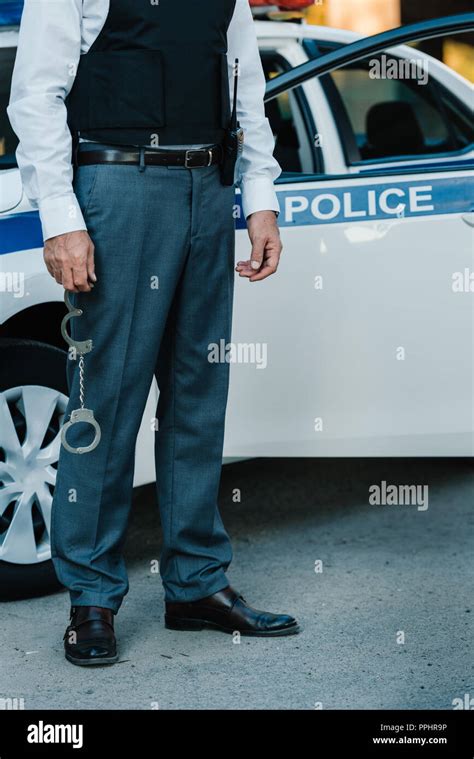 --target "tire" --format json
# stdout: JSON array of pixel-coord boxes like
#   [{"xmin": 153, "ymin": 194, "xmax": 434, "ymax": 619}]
[{"xmin": 0, "ymin": 338, "xmax": 69, "ymax": 600}]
